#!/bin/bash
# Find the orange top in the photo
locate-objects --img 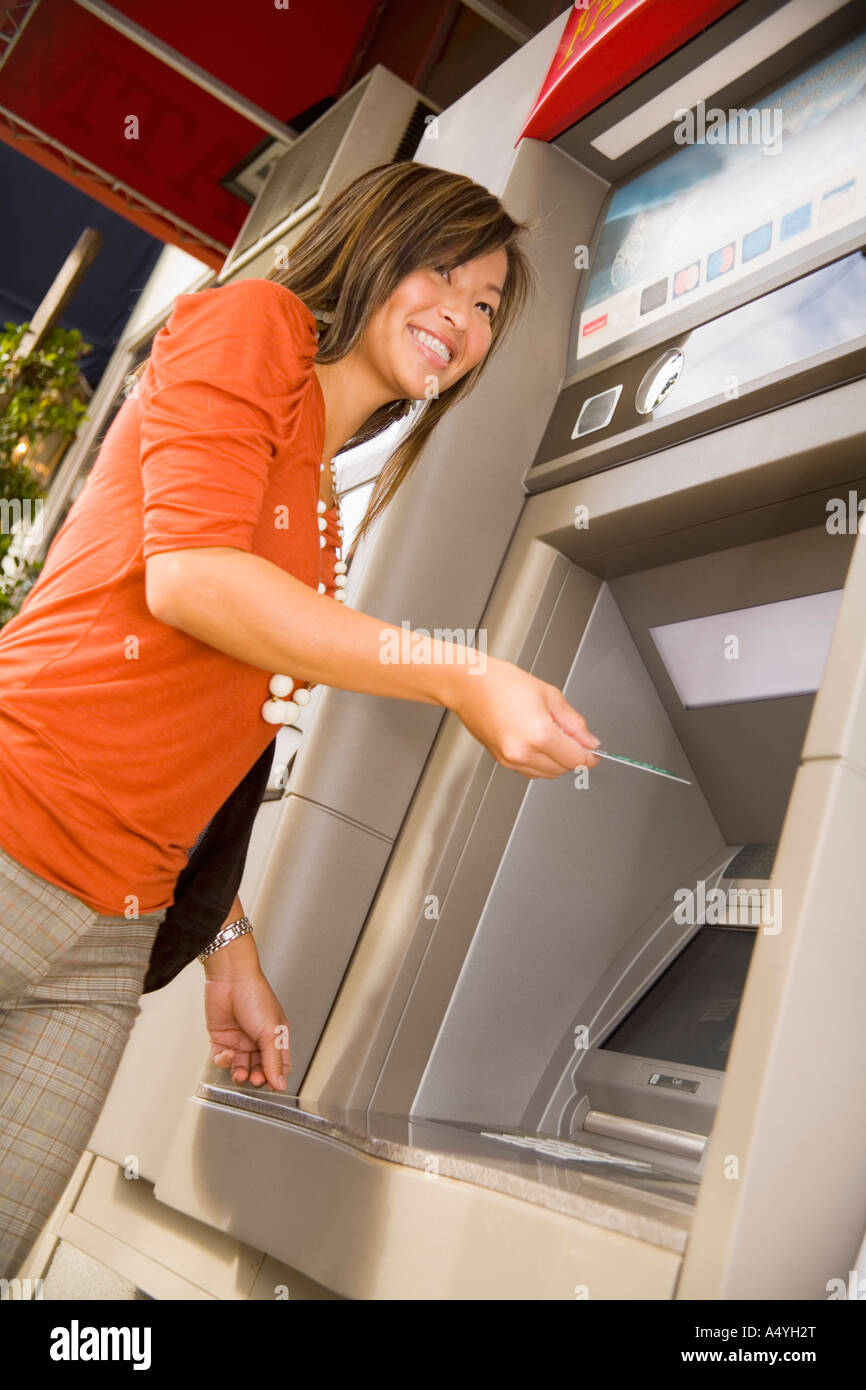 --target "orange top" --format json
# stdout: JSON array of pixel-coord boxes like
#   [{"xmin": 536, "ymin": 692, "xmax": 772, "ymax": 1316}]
[{"xmin": 0, "ymin": 277, "xmax": 336, "ymax": 916}]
